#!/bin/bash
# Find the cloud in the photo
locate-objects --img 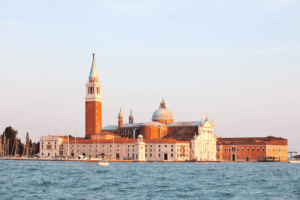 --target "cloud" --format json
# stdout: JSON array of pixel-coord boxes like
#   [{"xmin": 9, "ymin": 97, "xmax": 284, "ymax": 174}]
[{"xmin": 98, "ymin": 0, "xmax": 163, "ymax": 16}]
